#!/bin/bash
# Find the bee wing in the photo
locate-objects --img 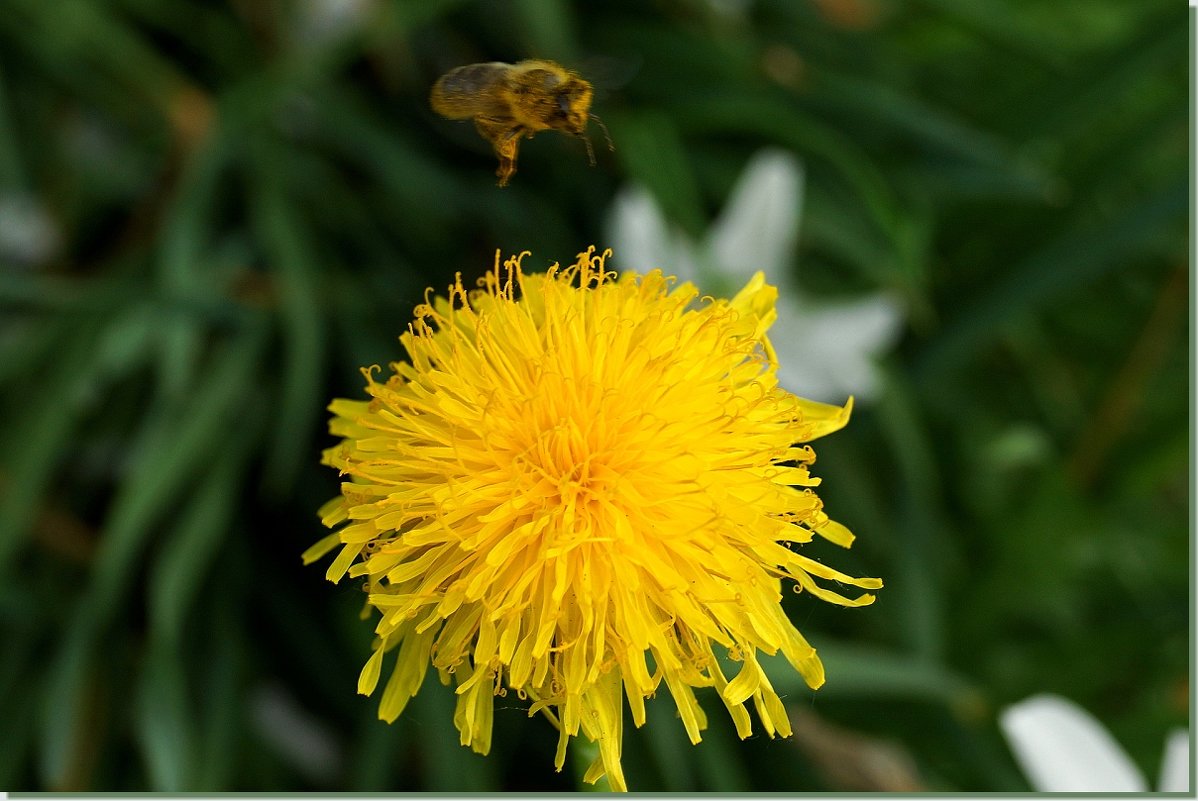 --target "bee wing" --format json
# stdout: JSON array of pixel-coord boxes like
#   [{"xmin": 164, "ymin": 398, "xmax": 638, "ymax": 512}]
[
  {"xmin": 430, "ymin": 62, "xmax": 513, "ymax": 120},
  {"xmin": 573, "ymin": 54, "xmax": 641, "ymax": 100}
]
